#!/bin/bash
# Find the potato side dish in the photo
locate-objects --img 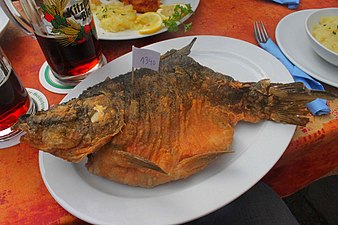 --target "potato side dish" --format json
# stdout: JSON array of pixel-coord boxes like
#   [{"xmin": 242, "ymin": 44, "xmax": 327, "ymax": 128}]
[
  {"xmin": 90, "ymin": 1, "xmax": 138, "ymax": 32},
  {"xmin": 312, "ymin": 16, "xmax": 338, "ymax": 54}
]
